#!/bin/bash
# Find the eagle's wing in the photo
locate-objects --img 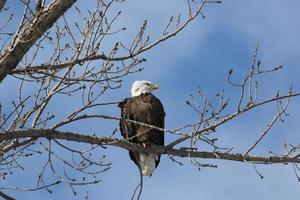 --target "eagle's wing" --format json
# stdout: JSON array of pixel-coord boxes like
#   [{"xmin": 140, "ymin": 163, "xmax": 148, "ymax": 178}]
[
  {"xmin": 119, "ymin": 98, "xmax": 140, "ymax": 166},
  {"xmin": 119, "ymin": 98, "xmax": 139, "ymax": 142}
]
